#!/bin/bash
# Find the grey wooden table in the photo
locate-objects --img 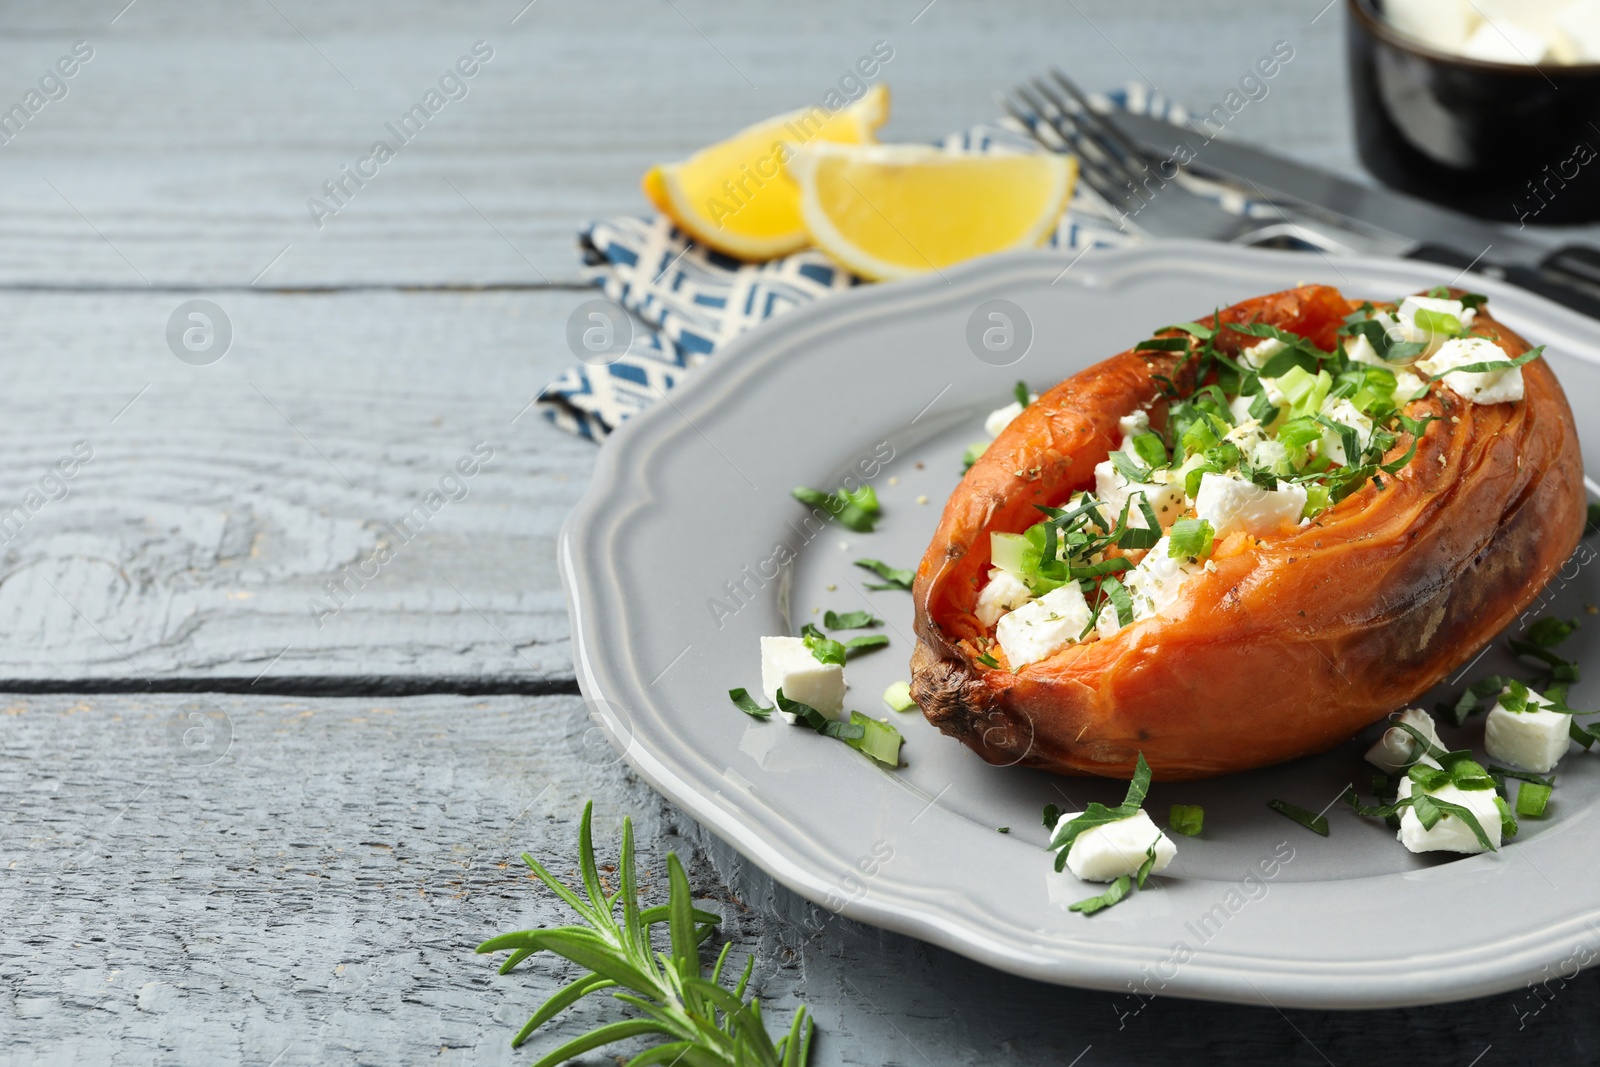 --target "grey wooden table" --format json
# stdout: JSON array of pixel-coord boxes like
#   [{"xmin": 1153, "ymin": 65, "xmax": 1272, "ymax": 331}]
[{"xmin": 4, "ymin": 1, "xmax": 1599, "ymax": 1063}]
